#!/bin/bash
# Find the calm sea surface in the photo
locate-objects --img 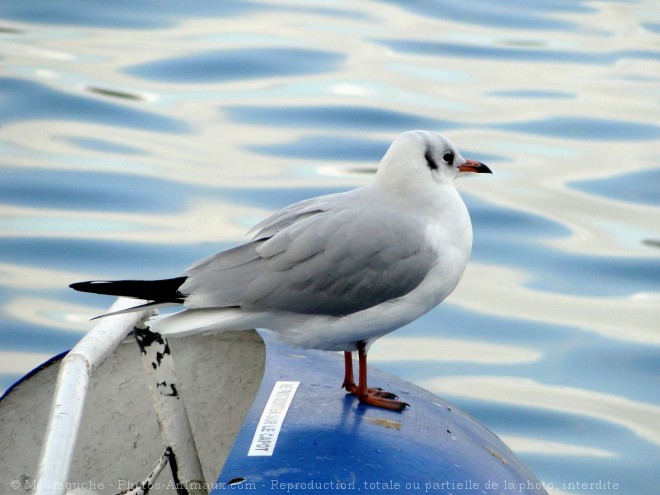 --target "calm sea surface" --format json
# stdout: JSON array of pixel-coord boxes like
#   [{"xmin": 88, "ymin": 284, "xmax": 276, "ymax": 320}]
[{"xmin": 1, "ymin": 1, "xmax": 658, "ymax": 494}]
